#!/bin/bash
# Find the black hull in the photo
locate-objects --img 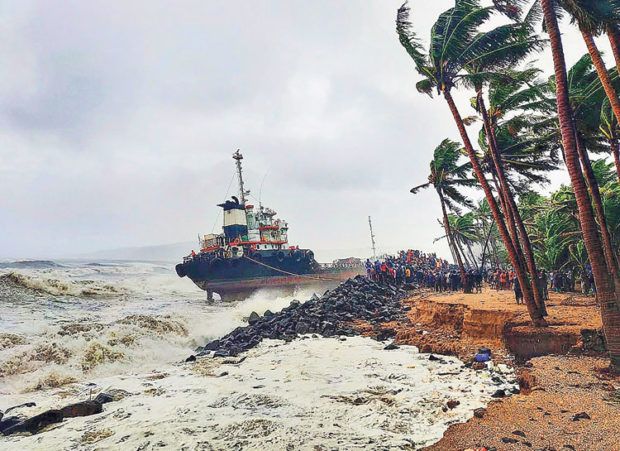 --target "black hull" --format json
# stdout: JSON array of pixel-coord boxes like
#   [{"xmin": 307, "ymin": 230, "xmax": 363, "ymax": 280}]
[{"xmin": 176, "ymin": 253, "xmax": 363, "ymax": 300}]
